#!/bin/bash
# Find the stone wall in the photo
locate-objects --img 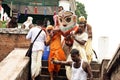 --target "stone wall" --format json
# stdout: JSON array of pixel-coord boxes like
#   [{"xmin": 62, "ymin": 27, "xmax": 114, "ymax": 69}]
[
  {"xmin": 106, "ymin": 44, "xmax": 120, "ymax": 80},
  {"xmin": 111, "ymin": 65, "xmax": 120, "ymax": 80},
  {"xmin": 99, "ymin": 59, "xmax": 110, "ymax": 80},
  {"xmin": 0, "ymin": 48, "xmax": 29, "ymax": 80},
  {"xmin": 0, "ymin": 28, "xmax": 30, "ymax": 62}
]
